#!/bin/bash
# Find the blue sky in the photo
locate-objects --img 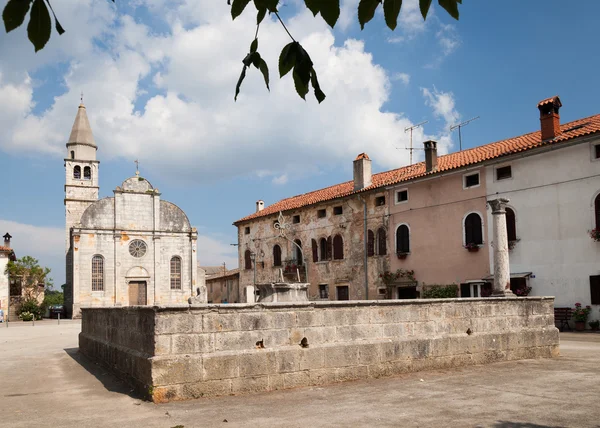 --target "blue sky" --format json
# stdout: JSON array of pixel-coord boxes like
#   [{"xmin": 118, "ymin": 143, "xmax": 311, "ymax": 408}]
[{"xmin": 1, "ymin": 0, "xmax": 599, "ymax": 286}]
